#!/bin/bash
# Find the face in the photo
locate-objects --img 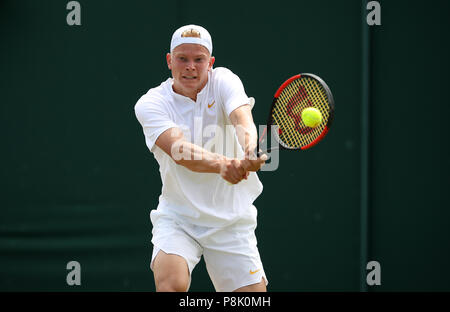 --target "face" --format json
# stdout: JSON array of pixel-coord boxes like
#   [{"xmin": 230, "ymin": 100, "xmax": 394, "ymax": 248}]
[{"xmin": 167, "ymin": 43, "xmax": 215, "ymax": 101}]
